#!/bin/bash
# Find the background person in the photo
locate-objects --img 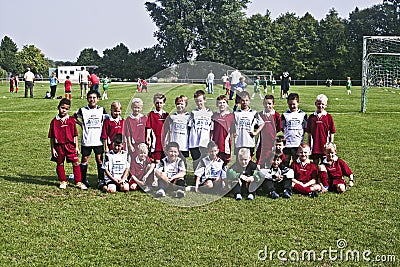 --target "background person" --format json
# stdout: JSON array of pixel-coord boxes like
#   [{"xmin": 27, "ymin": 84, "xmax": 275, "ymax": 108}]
[{"xmin": 24, "ymin": 67, "xmax": 35, "ymax": 98}]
